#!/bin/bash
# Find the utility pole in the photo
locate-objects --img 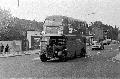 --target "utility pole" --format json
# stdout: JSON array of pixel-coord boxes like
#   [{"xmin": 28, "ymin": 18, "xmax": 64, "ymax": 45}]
[{"xmin": 18, "ymin": 0, "xmax": 19, "ymax": 7}]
